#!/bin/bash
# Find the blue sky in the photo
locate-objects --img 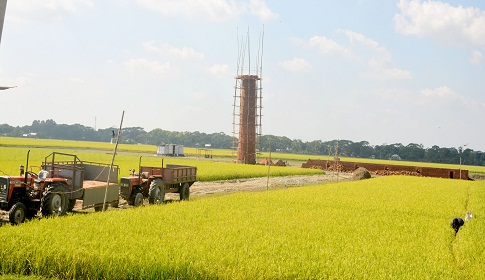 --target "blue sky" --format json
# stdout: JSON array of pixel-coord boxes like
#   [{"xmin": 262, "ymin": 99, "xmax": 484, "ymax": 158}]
[{"xmin": 1, "ymin": 0, "xmax": 484, "ymax": 151}]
